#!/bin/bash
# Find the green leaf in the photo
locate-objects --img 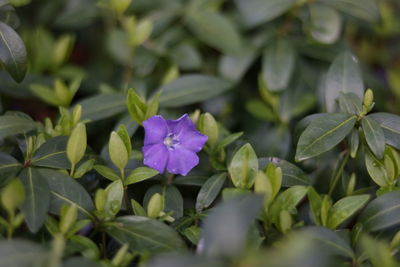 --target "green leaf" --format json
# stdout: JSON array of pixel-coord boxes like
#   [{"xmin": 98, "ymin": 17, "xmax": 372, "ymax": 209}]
[
  {"xmin": 0, "ymin": 115, "xmax": 36, "ymax": 139},
  {"xmin": 338, "ymin": 92, "xmax": 363, "ymax": 115},
  {"xmin": 234, "ymin": 0, "xmax": 297, "ymax": 27},
  {"xmin": 126, "ymin": 89, "xmax": 146, "ymax": 125},
  {"xmin": 67, "ymin": 123, "xmax": 87, "ymax": 166},
  {"xmin": 186, "ymin": 10, "xmax": 243, "ymax": 55},
  {"xmin": 219, "ymin": 50, "xmax": 256, "ymax": 82},
  {"xmin": 104, "ymin": 180, "xmax": 124, "ymax": 217},
  {"xmin": 159, "ymin": 75, "xmax": 233, "ymax": 108},
  {"xmin": 105, "ymin": 216, "xmax": 186, "ymax": 253},
  {"xmin": 264, "ymin": 158, "xmax": 312, "ymax": 186},
  {"xmin": 201, "ymin": 194, "xmax": 263, "ymax": 256},
  {"xmin": 322, "ymin": 0, "xmax": 379, "ymax": 22},
  {"xmin": 324, "ymin": 52, "xmax": 364, "ymax": 112},
  {"xmin": 94, "ymin": 165, "xmax": 120, "ymax": 182},
  {"xmin": 307, "ymin": 187, "xmax": 322, "ymax": 225},
  {"xmin": 262, "ymin": 37, "xmax": 295, "ymax": 92},
  {"xmin": 216, "ymin": 132, "xmax": 243, "ymax": 150},
  {"xmin": 327, "ymin": 194, "xmax": 370, "ymax": 229},
  {"xmin": 39, "ymin": 168, "xmax": 94, "ymax": 219},
  {"xmin": 64, "ymin": 257, "xmax": 102, "ymax": 267},
  {"xmin": 0, "ymin": 152, "xmax": 21, "ymax": 185},
  {"xmin": 144, "ymin": 185, "xmax": 183, "ymax": 219},
  {"xmin": 365, "ymin": 149, "xmax": 388, "ymax": 187},
  {"xmin": 126, "ymin": 167, "xmax": 159, "ymax": 185},
  {"xmin": 116, "ymin": 124, "xmax": 132, "ymax": 159},
  {"xmin": 31, "ymin": 136, "xmax": 70, "ymax": 169},
  {"xmin": 0, "ymin": 22, "xmax": 27, "ymax": 82},
  {"xmin": 109, "ymin": 131, "xmax": 128, "ymax": 171},
  {"xmin": 78, "ymin": 94, "xmax": 126, "ymax": 122},
  {"xmin": 307, "ymin": 4, "xmax": 342, "ymax": 44},
  {"xmin": 196, "ymin": 173, "xmax": 227, "ymax": 212},
  {"xmin": 228, "ymin": 143, "xmax": 258, "ymax": 189},
  {"xmin": 295, "ymin": 113, "xmax": 356, "ymax": 161},
  {"xmin": 0, "ymin": 240, "xmax": 47, "ymax": 267},
  {"xmin": 359, "ymin": 190, "xmax": 400, "ymax": 232},
  {"xmin": 18, "ymin": 168, "xmax": 50, "ymax": 233},
  {"xmin": 362, "ymin": 117, "xmax": 386, "ymax": 159},
  {"xmin": 270, "ymin": 186, "xmax": 308, "ymax": 225},
  {"xmin": 369, "ymin": 113, "xmax": 400, "ymax": 150}
]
